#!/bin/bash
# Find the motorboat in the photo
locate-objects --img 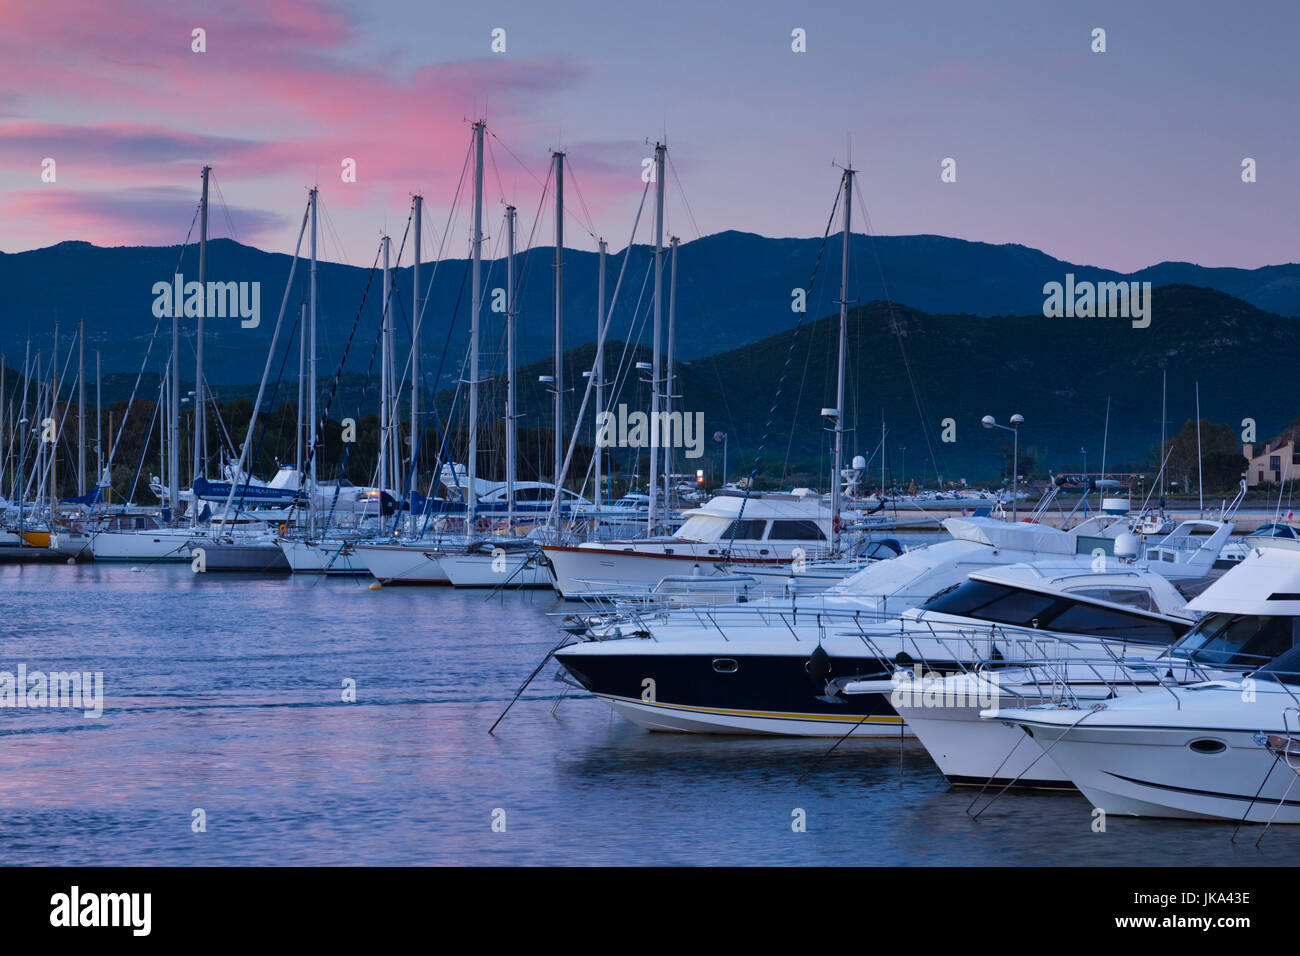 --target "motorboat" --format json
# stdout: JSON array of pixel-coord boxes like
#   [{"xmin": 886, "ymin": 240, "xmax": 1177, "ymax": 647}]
[
  {"xmin": 555, "ymin": 554, "xmax": 1202, "ymax": 737},
  {"xmin": 993, "ymin": 540, "xmax": 1300, "ymax": 820},
  {"xmin": 541, "ymin": 489, "xmax": 841, "ymax": 599},
  {"xmin": 842, "ymin": 548, "xmax": 1285, "ymax": 788}
]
